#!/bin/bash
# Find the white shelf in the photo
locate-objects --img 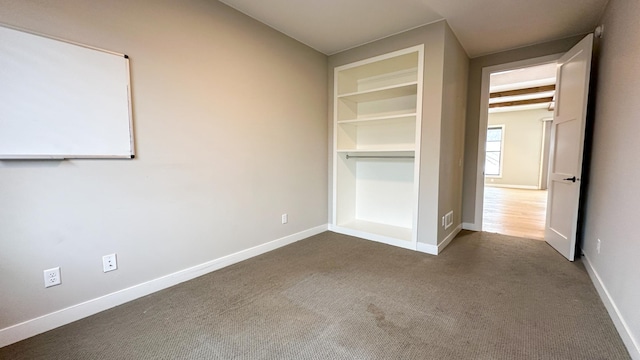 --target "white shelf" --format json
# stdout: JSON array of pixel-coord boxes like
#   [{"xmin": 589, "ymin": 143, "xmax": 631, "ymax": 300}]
[
  {"xmin": 336, "ymin": 148, "xmax": 415, "ymax": 153},
  {"xmin": 336, "ymin": 114, "xmax": 416, "ymax": 151},
  {"xmin": 338, "ymin": 82, "xmax": 417, "ymax": 103},
  {"xmin": 336, "ymin": 220, "xmax": 413, "ymax": 242},
  {"xmin": 337, "ymin": 113, "xmax": 417, "ymax": 125},
  {"xmin": 336, "ymin": 50, "xmax": 419, "ymax": 95}
]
